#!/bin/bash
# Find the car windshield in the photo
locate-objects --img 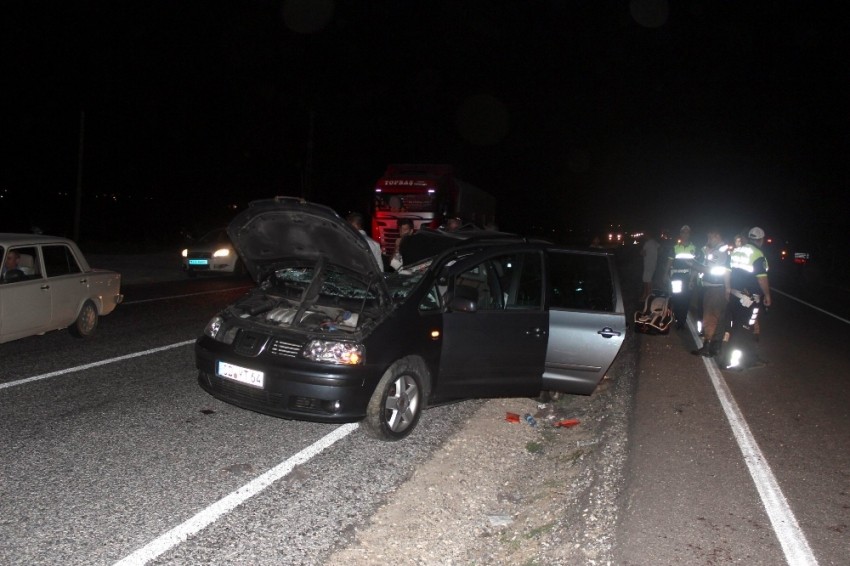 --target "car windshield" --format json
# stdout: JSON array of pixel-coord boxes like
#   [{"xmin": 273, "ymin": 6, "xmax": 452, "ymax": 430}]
[
  {"xmin": 384, "ymin": 263, "xmax": 430, "ymax": 301},
  {"xmin": 198, "ymin": 229, "xmax": 229, "ymax": 244},
  {"xmin": 268, "ymin": 265, "xmax": 380, "ymax": 302}
]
